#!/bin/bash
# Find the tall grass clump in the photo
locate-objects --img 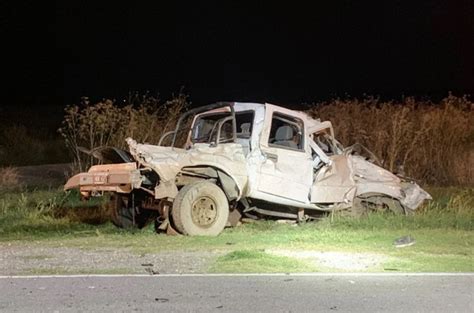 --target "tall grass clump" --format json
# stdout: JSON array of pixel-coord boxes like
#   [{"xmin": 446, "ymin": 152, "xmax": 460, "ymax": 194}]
[
  {"xmin": 307, "ymin": 94, "xmax": 473, "ymax": 186},
  {"xmin": 59, "ymin": 92, "xmax": 188, "ymax": 172},
  {"xmin": 0, "ymin": 189, "xmax": 67, "ymax": 236},
  {"xmin": 0, "ymin": 189, "xmax": 114, "ymax": 238}
]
